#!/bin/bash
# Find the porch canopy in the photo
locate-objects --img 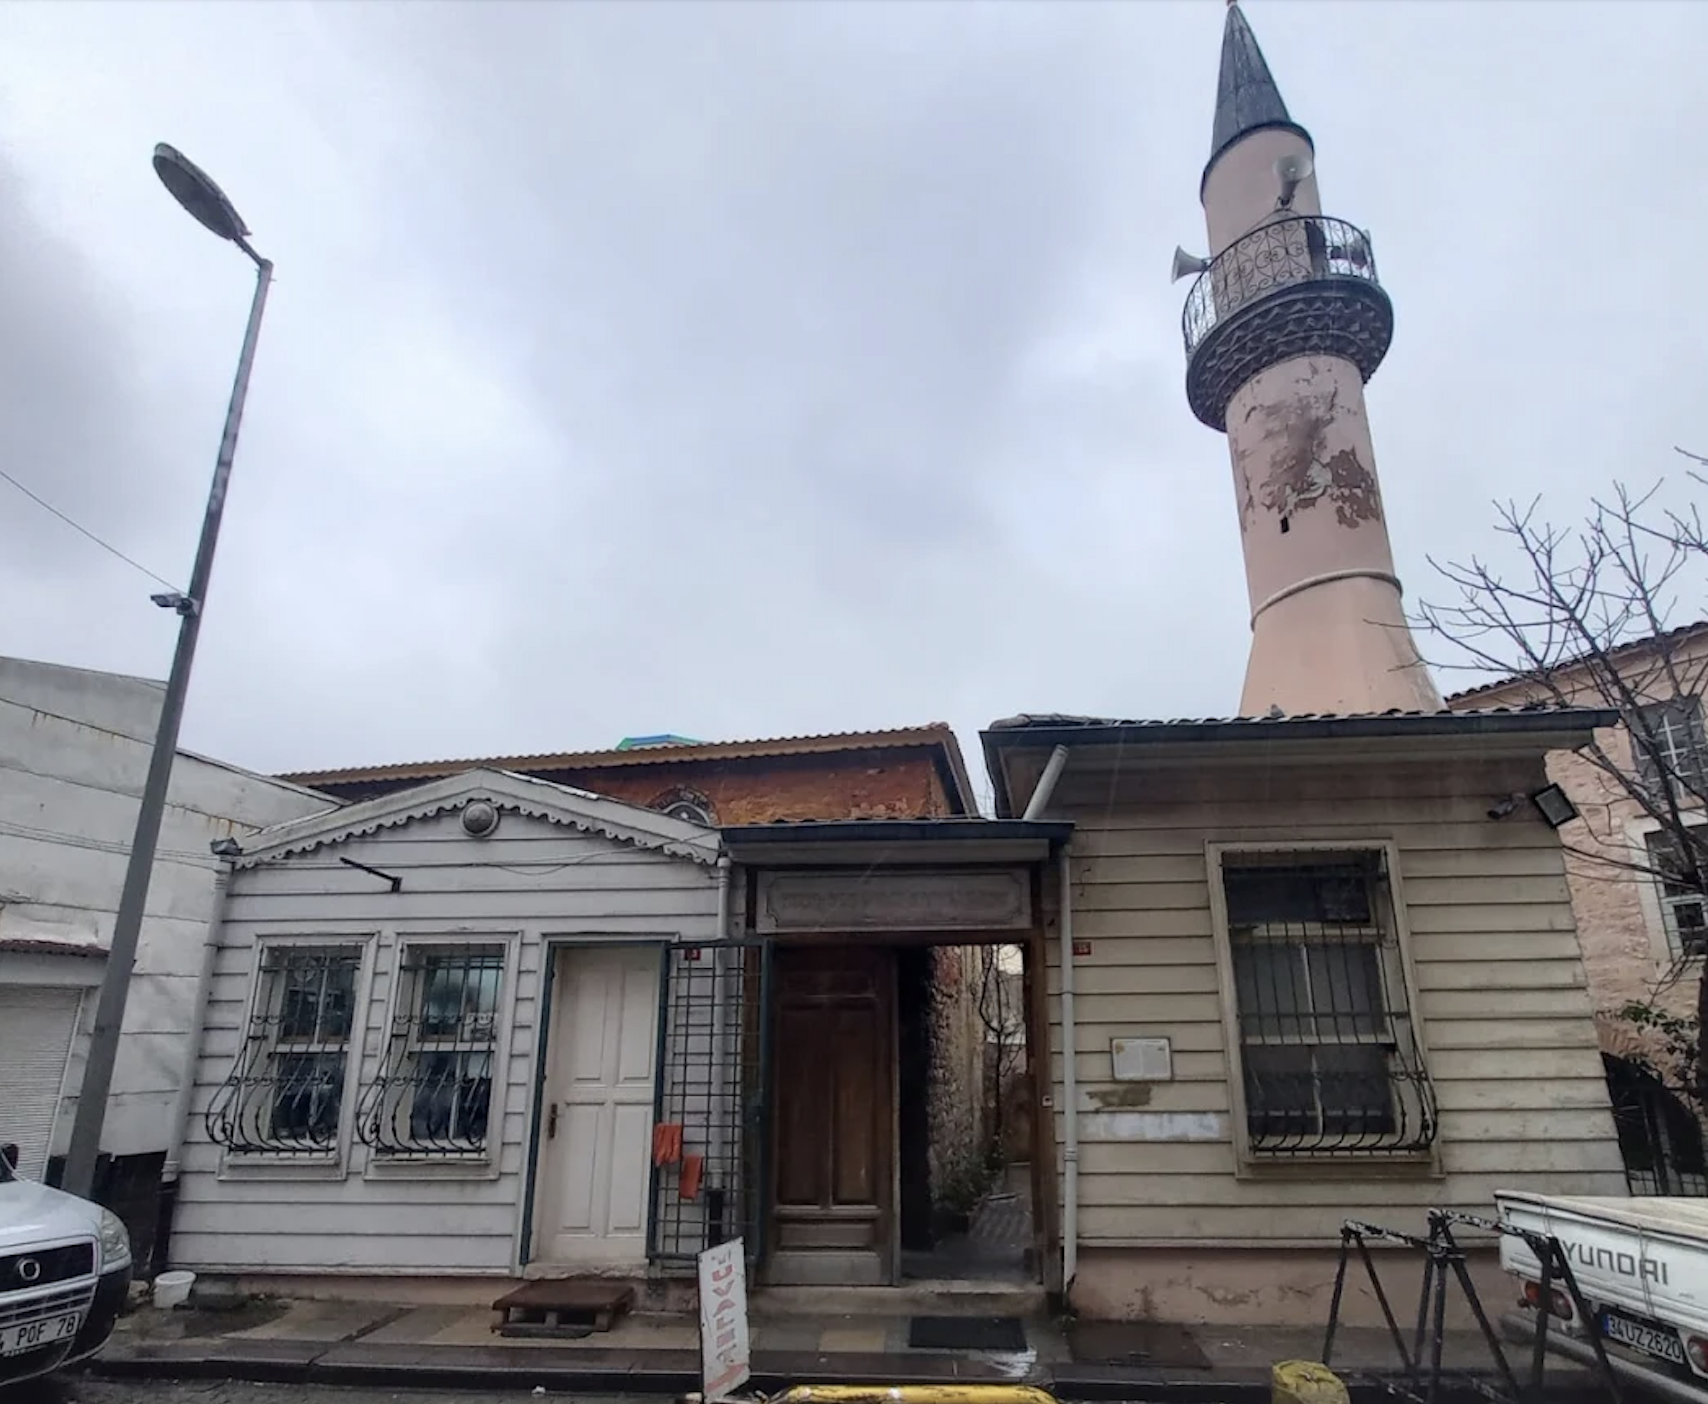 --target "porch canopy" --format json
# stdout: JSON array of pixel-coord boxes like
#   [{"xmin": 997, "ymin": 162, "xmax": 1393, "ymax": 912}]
[
  {"xmin": 982, "ymin": 705, "xmax": 1620, "ymax": 817},
  {"xmin": 721, "ymin": 816, "xmax": 1074, "ymax": 868}
]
